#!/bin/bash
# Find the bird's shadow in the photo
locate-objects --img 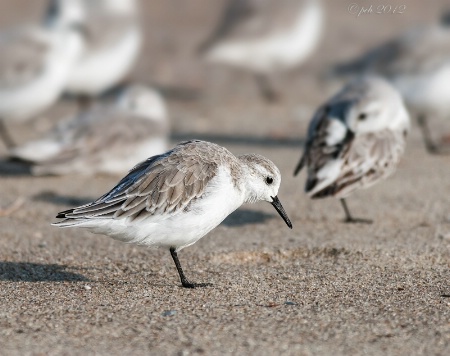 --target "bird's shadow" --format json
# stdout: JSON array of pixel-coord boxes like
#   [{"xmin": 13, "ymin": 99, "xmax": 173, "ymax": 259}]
[
  {"xmin": 0, "ymin": 262, "xmax": 89, "ymax": 282},
  {"xmin": 32, "ymin": 191, "xmax": 93, "ymax": 207},
  {"xmin": 223, "ymin": 208, "xmax": 275, "ymax": 227}
]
